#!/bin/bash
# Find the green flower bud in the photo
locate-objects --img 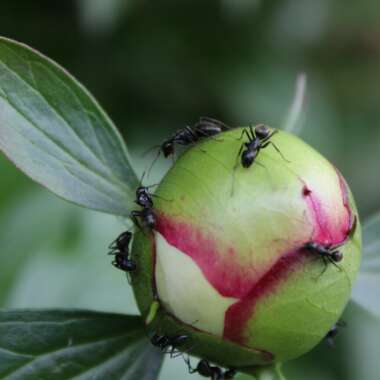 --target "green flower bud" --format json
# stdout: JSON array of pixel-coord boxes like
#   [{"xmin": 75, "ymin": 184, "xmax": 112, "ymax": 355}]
[{"xmin": 131, "ymin": 127, "xmax": 361, "ymax": 371}]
